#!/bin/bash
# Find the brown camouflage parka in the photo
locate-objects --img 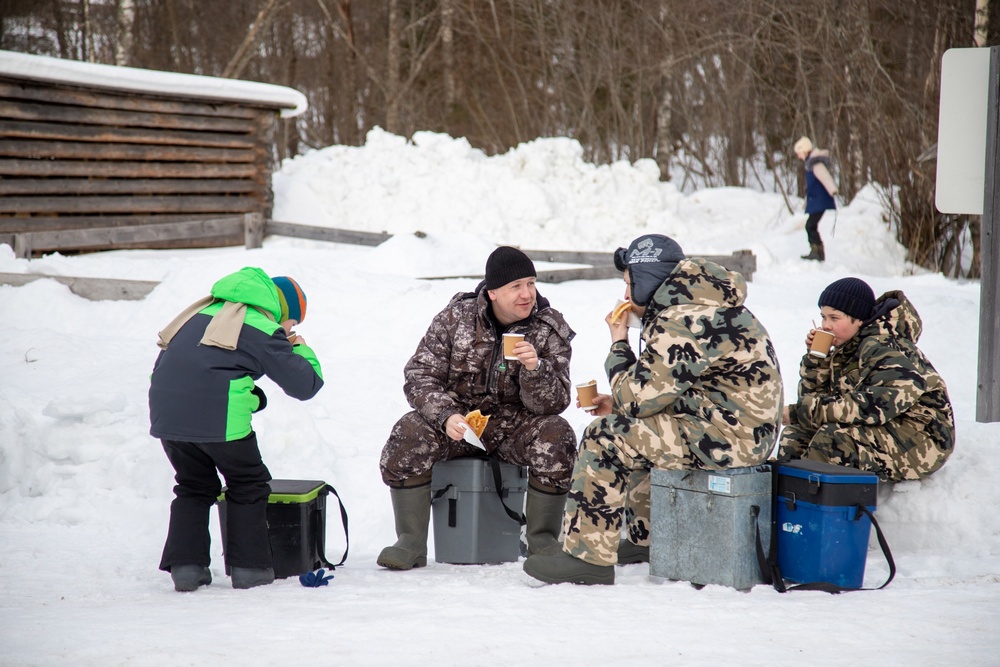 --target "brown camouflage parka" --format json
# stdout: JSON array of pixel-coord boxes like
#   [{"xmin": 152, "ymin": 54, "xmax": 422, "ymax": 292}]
[
  {"xmin": 380, "ymin": 284, "xmax": 578, "ymax": 489},
  {"xmin": 779, "ymin": 290, "xmax": 955, "ymax": 482}
]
